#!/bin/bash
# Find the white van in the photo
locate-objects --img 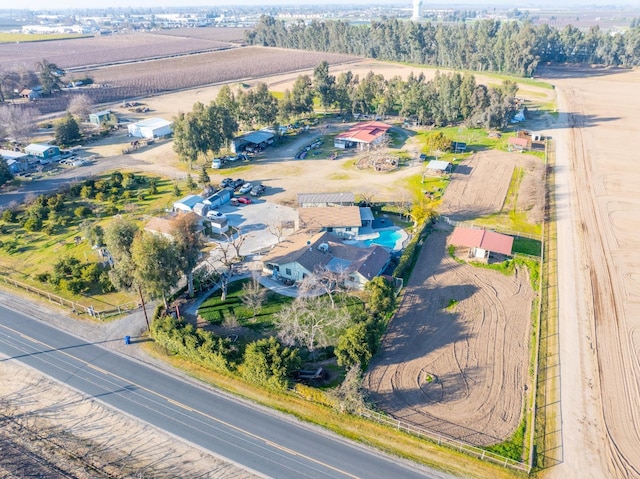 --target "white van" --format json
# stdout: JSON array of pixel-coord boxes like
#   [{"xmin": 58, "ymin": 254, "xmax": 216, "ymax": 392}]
[{"xmin": 211, "ymin": 158, "xmax": 222, "ymax": 169}]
